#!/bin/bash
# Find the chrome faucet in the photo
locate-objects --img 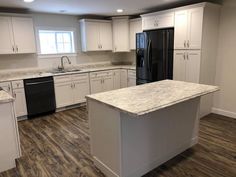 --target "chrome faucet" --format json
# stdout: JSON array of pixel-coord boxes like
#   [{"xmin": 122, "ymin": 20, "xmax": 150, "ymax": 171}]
[{"xmin": 58, "ymin": 56, "xmax": 71, "ymax": 70}]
